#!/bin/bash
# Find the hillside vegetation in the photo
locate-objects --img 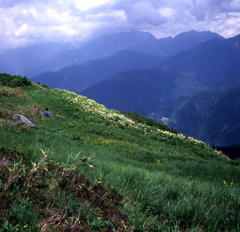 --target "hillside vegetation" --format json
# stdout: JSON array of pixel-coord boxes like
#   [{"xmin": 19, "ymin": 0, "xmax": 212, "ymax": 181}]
[{"xmin": 0, "ymin": 74, "xmax": 239, "ymax": 231}]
